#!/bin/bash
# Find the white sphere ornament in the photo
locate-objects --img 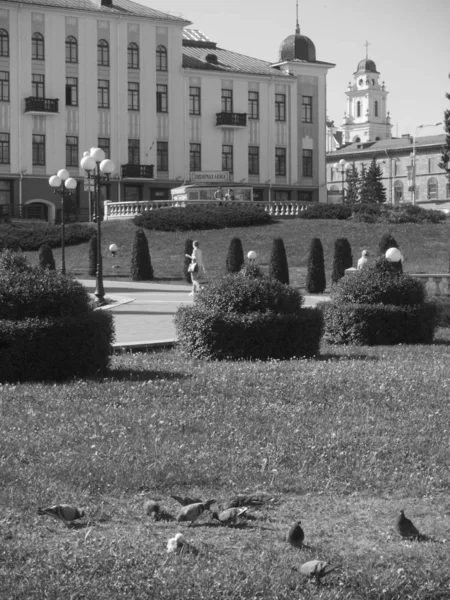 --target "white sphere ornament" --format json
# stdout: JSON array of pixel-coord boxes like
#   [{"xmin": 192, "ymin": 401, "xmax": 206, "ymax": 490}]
[
  {"xmin": 247, "ymin": 251, "xmax": 257, "ymax": 260},
  {"xmin": 57, "ymin": 169, "xmax": 70, "ymax": 181},
  {"xmin": 385, "ymin": 247, "xmax": 403, "ymax": 262},
  {"xmin": 48, "ymin": 175, "xmax": 61, "ymax": 188},
  {"xmin": 90, "ymin": 147, "xmax": 105, "ymax": 162},
  {"xmin": 65, "ymin": 177, "xmax": 77, "ymax": 190},
  {"xmin": 109, "ymin": 244, "xmax": 118, "ymax": 254}
]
